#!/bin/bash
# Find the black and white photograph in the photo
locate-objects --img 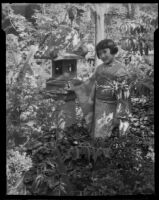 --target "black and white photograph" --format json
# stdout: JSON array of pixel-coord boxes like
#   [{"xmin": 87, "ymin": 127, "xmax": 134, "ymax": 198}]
[{"xmin": 3, "ymin": 3, "xmax": 157, "ymax": 196}]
